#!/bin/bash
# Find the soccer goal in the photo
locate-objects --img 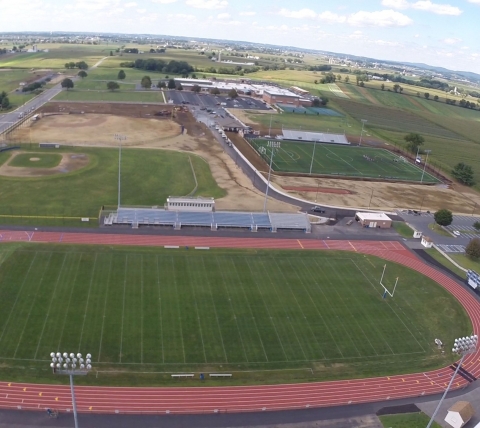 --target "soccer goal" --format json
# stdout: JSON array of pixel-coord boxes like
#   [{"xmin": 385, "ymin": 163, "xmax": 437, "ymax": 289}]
[{"xmin": 380, "ymin": 264, "xmax": 399, "ymax": 299}]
